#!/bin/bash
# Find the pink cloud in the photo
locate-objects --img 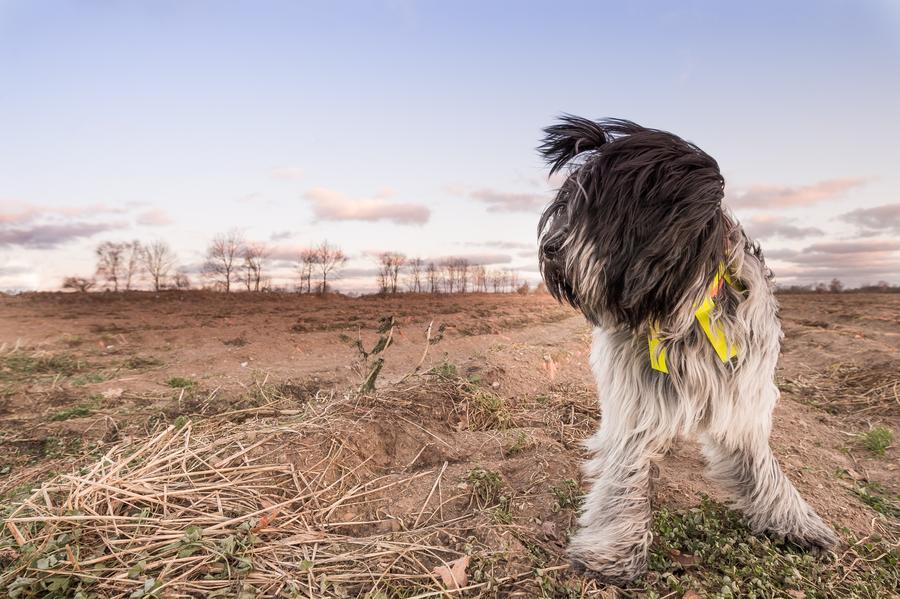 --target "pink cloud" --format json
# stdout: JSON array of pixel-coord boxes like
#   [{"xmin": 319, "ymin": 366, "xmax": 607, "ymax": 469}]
[
  {"xmin": 0, "ymin": 221, "xmax": 126, "ymax": 249},
  {"xmin": 267, "ymin": 244, "xmax": 311, "ymax": 262},
  {"xmin": 802, "ymin": 239, "xmax": 900, "ymax": 254},
  {"xmin": 842, "ymin": 202, "xmax": 900, "ymax": 235},
  {"xmin": 0, "ymin": 201, "xmax": 125, "ymax": 225},
  {"xmin": 136, "ymin": 208, "xmax": 173, "ymax": 226},
  {"xmin": 303, "ymin": 187, "xmax": 430, "ymax": 225},
  {"xmin": 426, "ymin": 252, "xmax": 513, "ymax": 266},
  {"xmin": 768, "ymin": 237, "xmax": 900, "ymax": 286},
  {"xmin": 743, "ymin": 214, "xmax": 823, "ymax": 240},
  {"xmin": 729, "ymin": 177, "xmax": 867, "ymax": 209},
  {"xmin": 1, "ymin": 201, "xmax": 131, "ymax": 249},
  {"xmin": 446, "ymin": 185, "xmax": 549, "ymax": 213}
]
